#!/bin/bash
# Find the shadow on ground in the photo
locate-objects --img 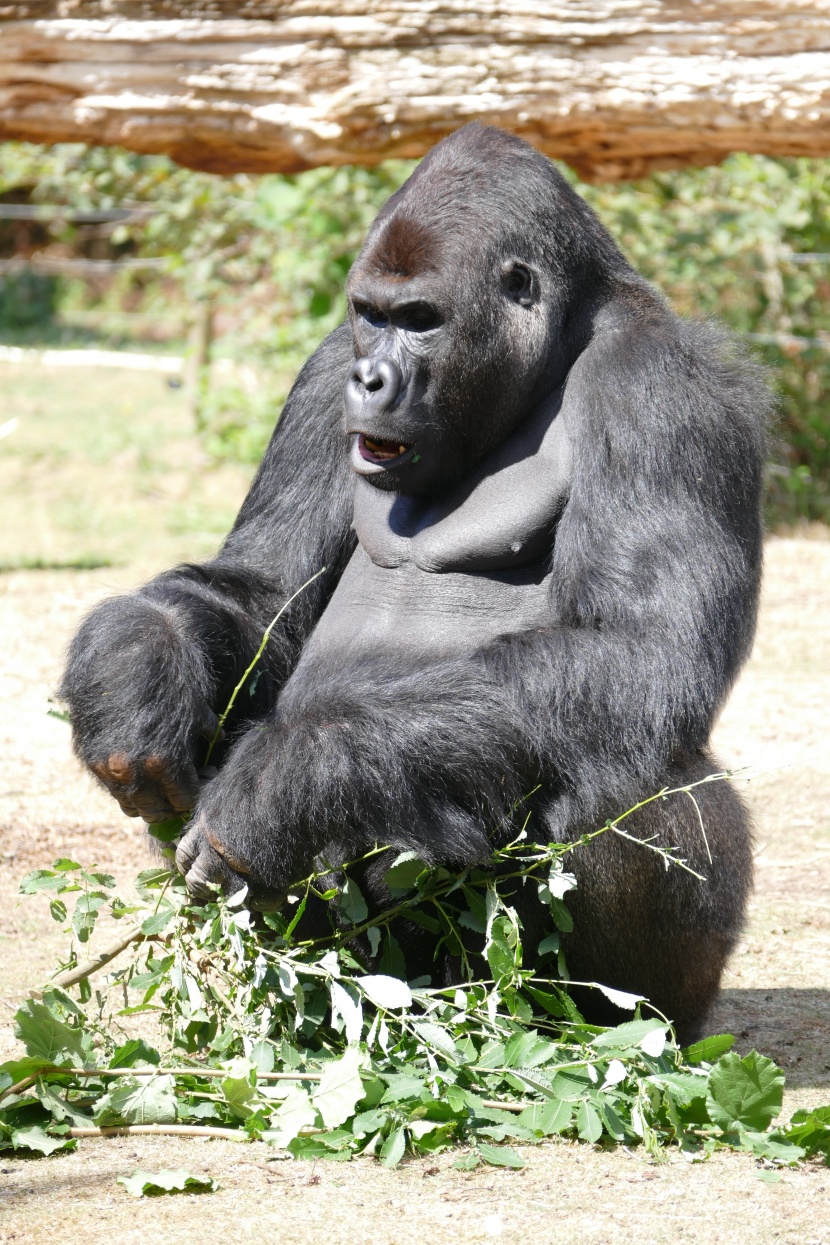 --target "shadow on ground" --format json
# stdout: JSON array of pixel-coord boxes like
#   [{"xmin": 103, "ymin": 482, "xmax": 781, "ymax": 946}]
[{"xmin": 712, "ymin": 988, "xmax": 830, "ymax": 1089}]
